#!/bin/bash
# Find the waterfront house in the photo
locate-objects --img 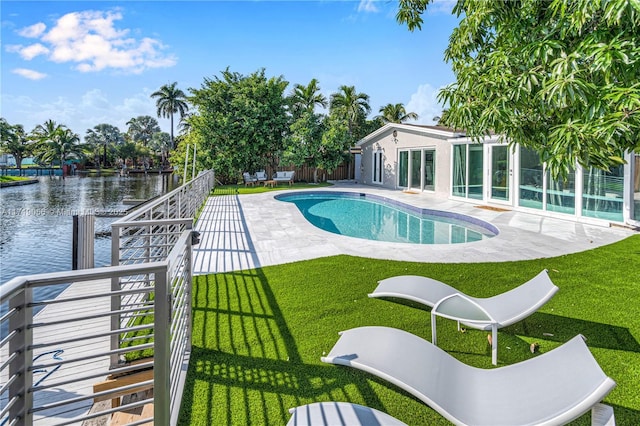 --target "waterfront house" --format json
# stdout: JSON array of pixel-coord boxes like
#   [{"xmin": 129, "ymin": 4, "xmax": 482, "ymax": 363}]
[{"xmin": 356, "ymin": 123, "xmax": 640, "ymax": 227}]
